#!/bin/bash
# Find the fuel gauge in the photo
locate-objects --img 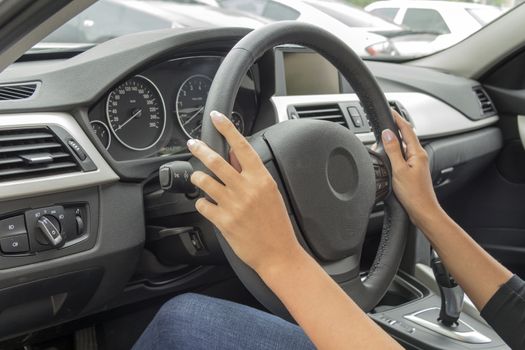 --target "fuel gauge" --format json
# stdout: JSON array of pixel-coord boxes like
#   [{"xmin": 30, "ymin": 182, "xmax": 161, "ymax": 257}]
[
  {"xmin": 90, "ymin": 120, "xmax": 111, "ymax": 150},
  {"xmin": 230, "ymin": 111, "xmax": 245, "ymax": 135}
]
